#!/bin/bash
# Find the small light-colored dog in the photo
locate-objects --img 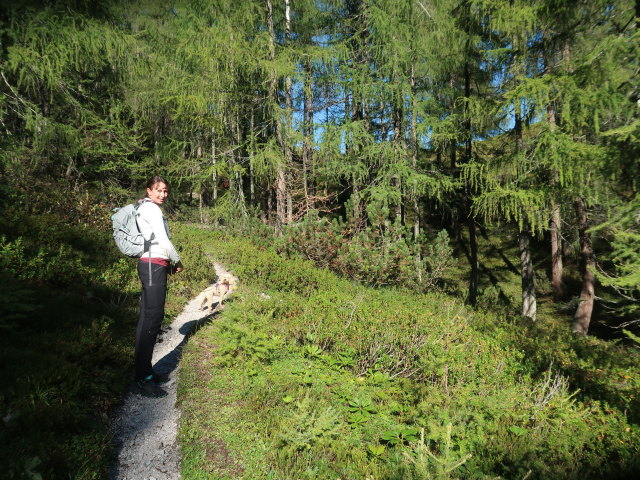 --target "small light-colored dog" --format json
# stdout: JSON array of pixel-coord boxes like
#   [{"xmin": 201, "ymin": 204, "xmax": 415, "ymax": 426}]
[{"xmin": 200, "ymin": 274, "xmax": 236, "ymax": 312}]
